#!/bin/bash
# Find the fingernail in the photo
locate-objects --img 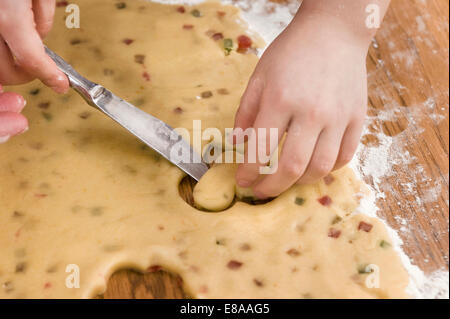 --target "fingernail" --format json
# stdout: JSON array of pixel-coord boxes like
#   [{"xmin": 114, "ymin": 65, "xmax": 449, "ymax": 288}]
[
  {"xmin": 51, "ymin": 74, "xmax": 70, "ymax": 94},
  {"xmin": 17, "ymin": 96, "xmax": 27, "ymax": 112},
  {"xmin": 237, "ymin": 179, "xmax": 252, "ymax": 187},
  {"xmin": 0, "ymin": 135, "xmax": 11, "ymax": 144},
  {"xmin": 19, "ymin": 126, "xmax": 29, "ymax": 135},
  {"xmin": 51, "ymin": 86, "xmax": 69, "ymax": 94}
]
